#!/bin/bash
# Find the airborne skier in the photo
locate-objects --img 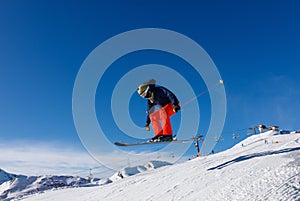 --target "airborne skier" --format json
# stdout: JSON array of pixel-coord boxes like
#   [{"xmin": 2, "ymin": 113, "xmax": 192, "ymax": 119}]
[{"xmin": 137, "ymin": 79, "xmax": 181, "ymax": 142}]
